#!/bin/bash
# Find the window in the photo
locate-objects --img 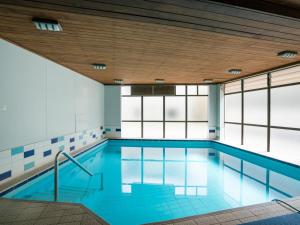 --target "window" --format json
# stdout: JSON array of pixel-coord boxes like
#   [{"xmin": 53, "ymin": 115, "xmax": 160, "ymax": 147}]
[
  {"xmin": 165, "ymin": 96, "xmax": 185, "ymax": 121},
  {"xmin": 244, "ymin": 90, "xmax": 267, "ymax": 125},
  {"xmin": 223, "ymin": 65, "xmax": 300, "ymax": 157},
  {"xmin": 121, "ymin": 85, "xmax": 209, "ymax": 139},
  {"xmin": 143, "ymin": 97, "xmax": 163, "ymax": 121},
  {"xmin": 187, "ymin": 122, "xmax": 208, "ymax": 139},
  {"xmin": 165, "ymin": 122, "xmax": 185, "ymax": 139},
  {"xmin": 143, "ymin": 122, "xmax": 163, "ymax": 138},
  {"xmin": 271, "ymin": 85, "xmax": 300, "ymax": 128},
  {"xmin": 243, "ymin": 126, "xmax": 267, "ymax": 152},
  {"xmin": 187, "ymin": 96, "xmax": 208, "ymax": 121},
  {"xmin": 225, "ymin": 93, "xmax": 241, "ymax": 123},
  {"xmin": 224, "ymin": 123, "xmax": 241, "ymax": 145},
  {"xmin": 121, "ymin": 97, "xmax": 141, "ymax": 121}
]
